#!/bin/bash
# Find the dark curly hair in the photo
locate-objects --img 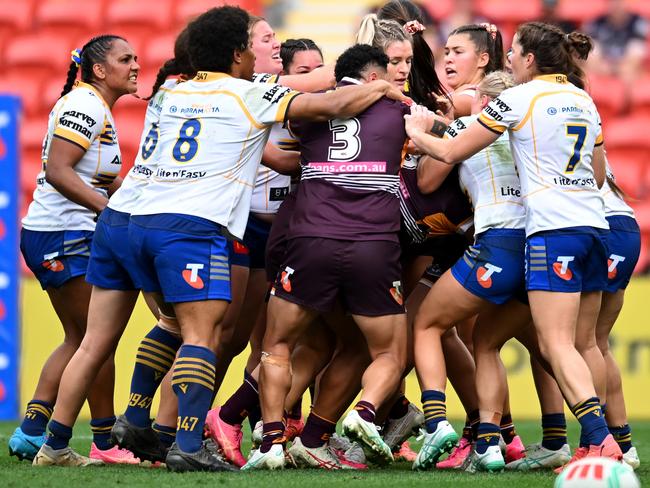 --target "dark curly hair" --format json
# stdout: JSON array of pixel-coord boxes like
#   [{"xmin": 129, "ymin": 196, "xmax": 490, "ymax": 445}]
[
  {"xmin": 187, "ymin": 6, "xmax": 250, "ymax": 74},
  {"xmin": 280, "ymin": 38, "xmax": 323, "ymax": 72},
  {"xmin": 335, "ymin": 44, "xmax": 389, "ymax": 82},
  {"xmin": 60, "ymin": 34, "xmax": 126, "ymax": 98},
  {"xmin": 146, "ymin": 28, "xmax": 194, "ymax": 100},
  {"xmin": 516, "ymin": 22, "xmax": 593, "ymax": 89}
]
